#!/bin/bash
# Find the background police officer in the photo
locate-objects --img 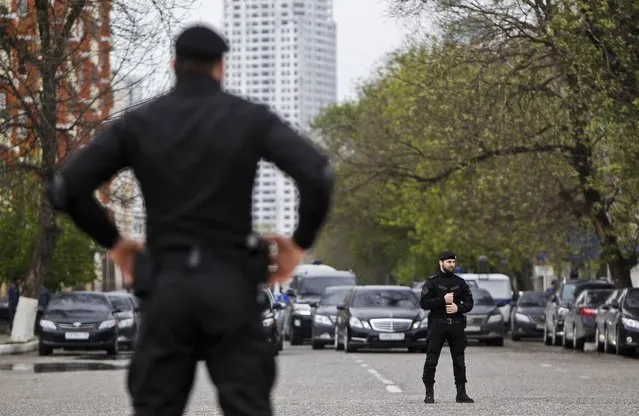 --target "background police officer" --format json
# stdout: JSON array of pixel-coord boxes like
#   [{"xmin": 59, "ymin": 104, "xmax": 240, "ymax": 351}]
[
  {"xmin": 420, "ymin": 251, "xmax": 474, "ymax": 404},
  {"xmin": 47, "ymin": 24, "xmax": 334, "ymax": 416}
]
